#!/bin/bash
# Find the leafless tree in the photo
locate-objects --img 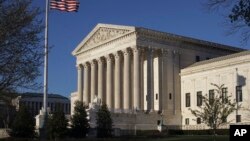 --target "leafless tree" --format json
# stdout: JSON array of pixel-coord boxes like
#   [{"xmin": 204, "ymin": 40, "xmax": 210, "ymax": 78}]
[
  {"xmin": 0, "ymin": 0, "xmax": 43, "ymax": 93},
  {"xmin": 204, "ymin": 0, "xmax": 250, "ymax": 45}
]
